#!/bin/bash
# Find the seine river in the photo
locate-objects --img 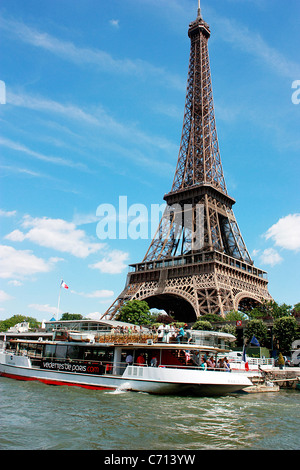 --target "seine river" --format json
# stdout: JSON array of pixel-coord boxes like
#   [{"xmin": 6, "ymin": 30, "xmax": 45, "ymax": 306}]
[{"xmin": 0, "ymin": 376, "xmax": 299, "ymax": 451}]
